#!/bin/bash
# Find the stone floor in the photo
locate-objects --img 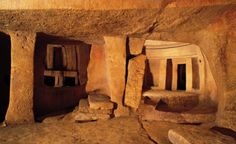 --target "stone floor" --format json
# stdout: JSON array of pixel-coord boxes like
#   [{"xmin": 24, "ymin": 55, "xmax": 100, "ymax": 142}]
[
  {"xmin": 0, "ymin": 117, "xmax": 154, "ymax": 144},
  {"xmin": 0, "ymin": 117, "xmax": 235, "ymax": 144}
]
